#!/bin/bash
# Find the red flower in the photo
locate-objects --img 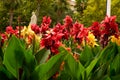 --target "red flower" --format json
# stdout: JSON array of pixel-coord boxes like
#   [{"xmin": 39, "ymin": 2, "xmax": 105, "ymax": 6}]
[
  {"xmin": 101, "ymin": 16, "xmax": 119, "ymax": 36},
  {"xmin": 77, "ymin": 27, "xmax": 88, "ymax": 42},
  {"xmin": 40, "ymin": 24, "xmax": 49, "ymax": 33},
  {"xmin": 42, "ymin": 16, "xmax": 52, "ymax": 26},
  {"xmin": 90, "ymin": 22, "xmax": 101, "ymax": 39},
  {"xmin": 40, "ymin": 34, "xmax": 52, "ymax": 48},
  {"xmin": 40, "ymin": 16, "xmax": 52, "ymax": 33},
  {"xmin": 53, "ymin": 23, "xmax": 65, "ymax": 33},
  {"xmin": 72, "ymin": 22, "xmax": 84, "ymax": 36},
  {"xmin": 40, "ymin": 28, "xmax": 64, "ymax": 54},
  {"xmin": 53, "ymin": 23, "xmax": 69, "ymax": 40},
  {"xmin": 64, "ymin": 15, "xmax": 73, "ymax": 27},
  {"xmin": 0, "ymin": 33, "xmax": 7, "ymax": 44},
  {"xmin": 100, "ymin": 16, "xmax": 119, "ymax": 47},
  {"xmin": 6, "ymin": 26, "xmax": 14, "ymax": 34},
  {"xmin": 63, "ymin": 15, "xmax": 73, "ymax": 31},
  {"xmin": 70, "ymin": 22, "xmax": 88, "ymax": 44},
  {"xmin": 16, "ymin": 26, "xmax": 23, "ymax": 30},
  {"xmin": 50, "ymin": 41, "xmax": 61, "ymax": 54},
  {"xmin": 31, "ymin": 24, "xmax": 40, "ymax": 34}
]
